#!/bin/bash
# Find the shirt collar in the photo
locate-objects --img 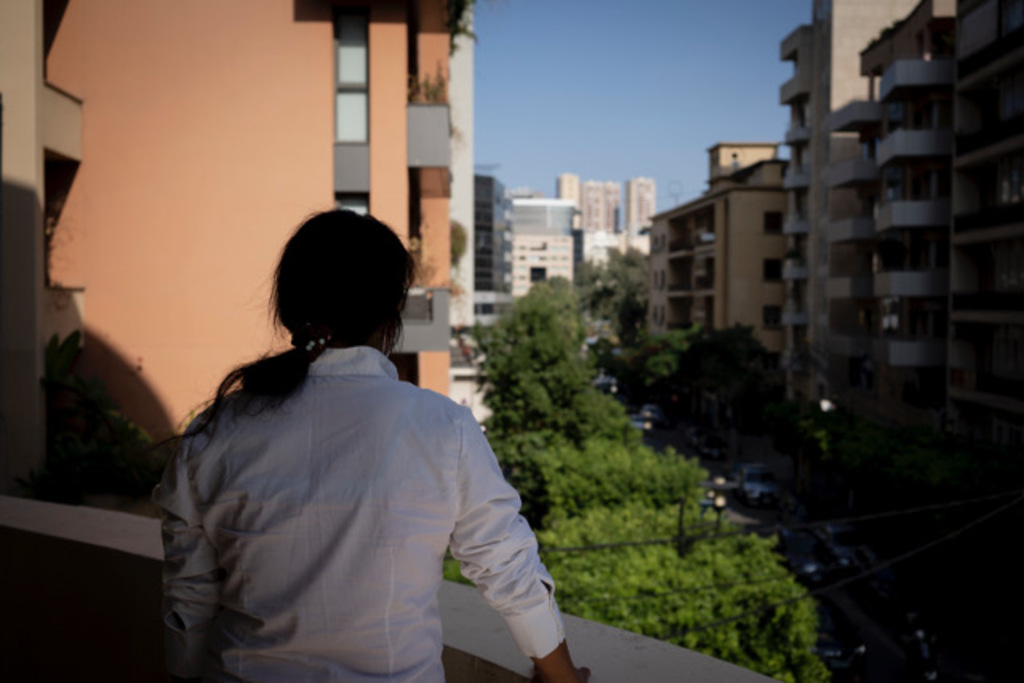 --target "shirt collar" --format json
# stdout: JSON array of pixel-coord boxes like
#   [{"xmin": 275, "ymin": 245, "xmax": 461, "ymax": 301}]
[{"xmin": 308, "ymin": 346, "xmax": 399, "ymax": 380}]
